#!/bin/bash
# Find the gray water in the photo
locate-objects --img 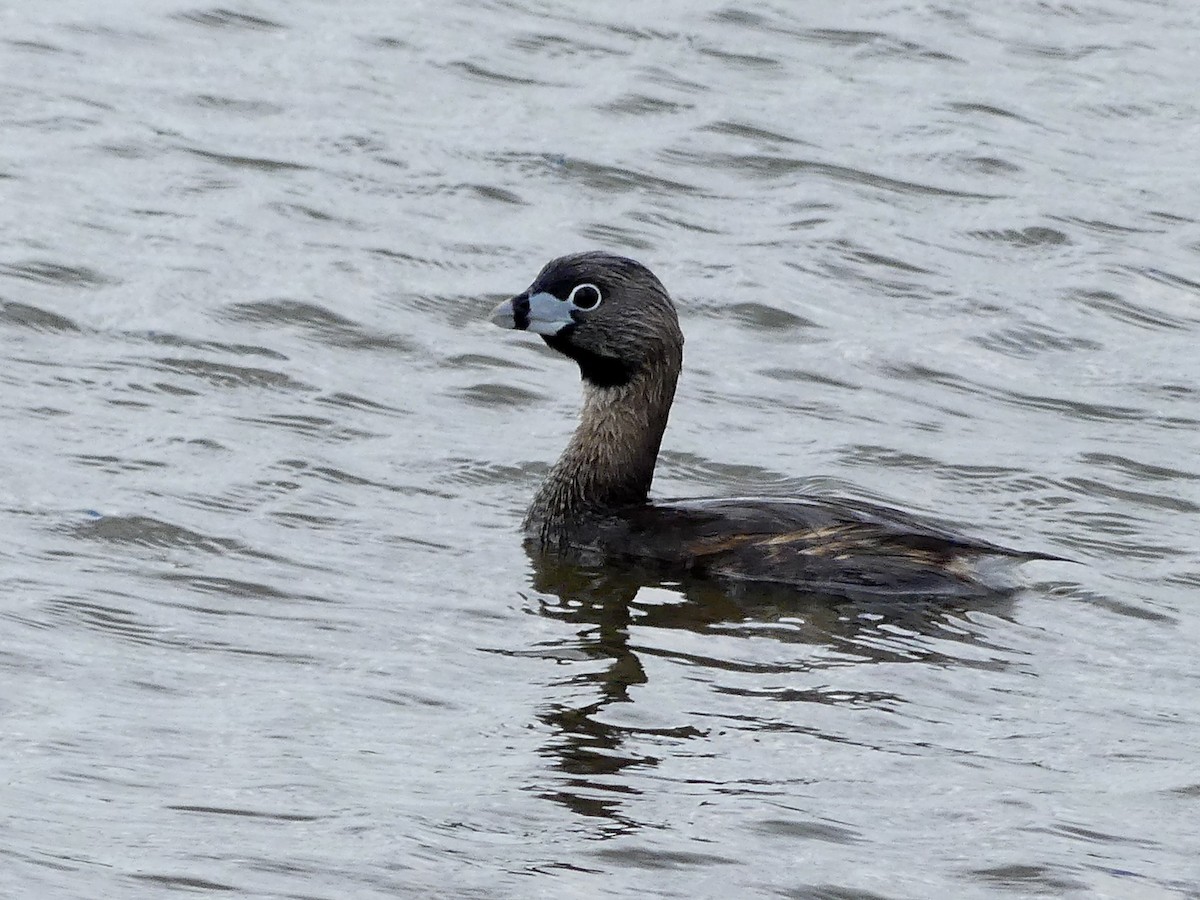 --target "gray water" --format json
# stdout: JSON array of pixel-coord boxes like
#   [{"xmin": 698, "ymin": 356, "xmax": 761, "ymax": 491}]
[{"xmin": 2, "ymin": 1, "xmax": 1199, "ymax": 897}]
